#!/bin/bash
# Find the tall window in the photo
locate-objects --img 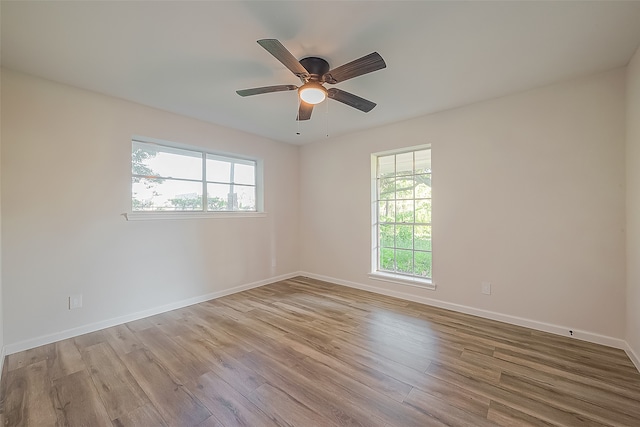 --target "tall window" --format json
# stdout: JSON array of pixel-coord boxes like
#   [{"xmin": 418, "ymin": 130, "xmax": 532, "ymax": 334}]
[
  {"xmin": 372, "ymin": 147, "xmax": 432, "ymax": 283},
  {"xmin": 132, "ymin": 139, "xmax": 258, "ymax": 212}
]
